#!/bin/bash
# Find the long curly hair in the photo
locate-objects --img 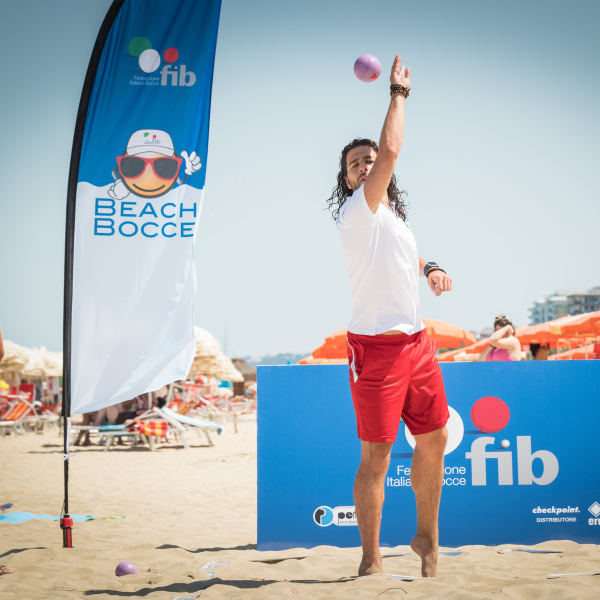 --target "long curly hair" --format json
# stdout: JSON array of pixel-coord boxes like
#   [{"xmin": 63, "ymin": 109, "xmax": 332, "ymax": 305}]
[{"xmin": 326, "ymin": 138, "xmax": 408, "ymax": 222}]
